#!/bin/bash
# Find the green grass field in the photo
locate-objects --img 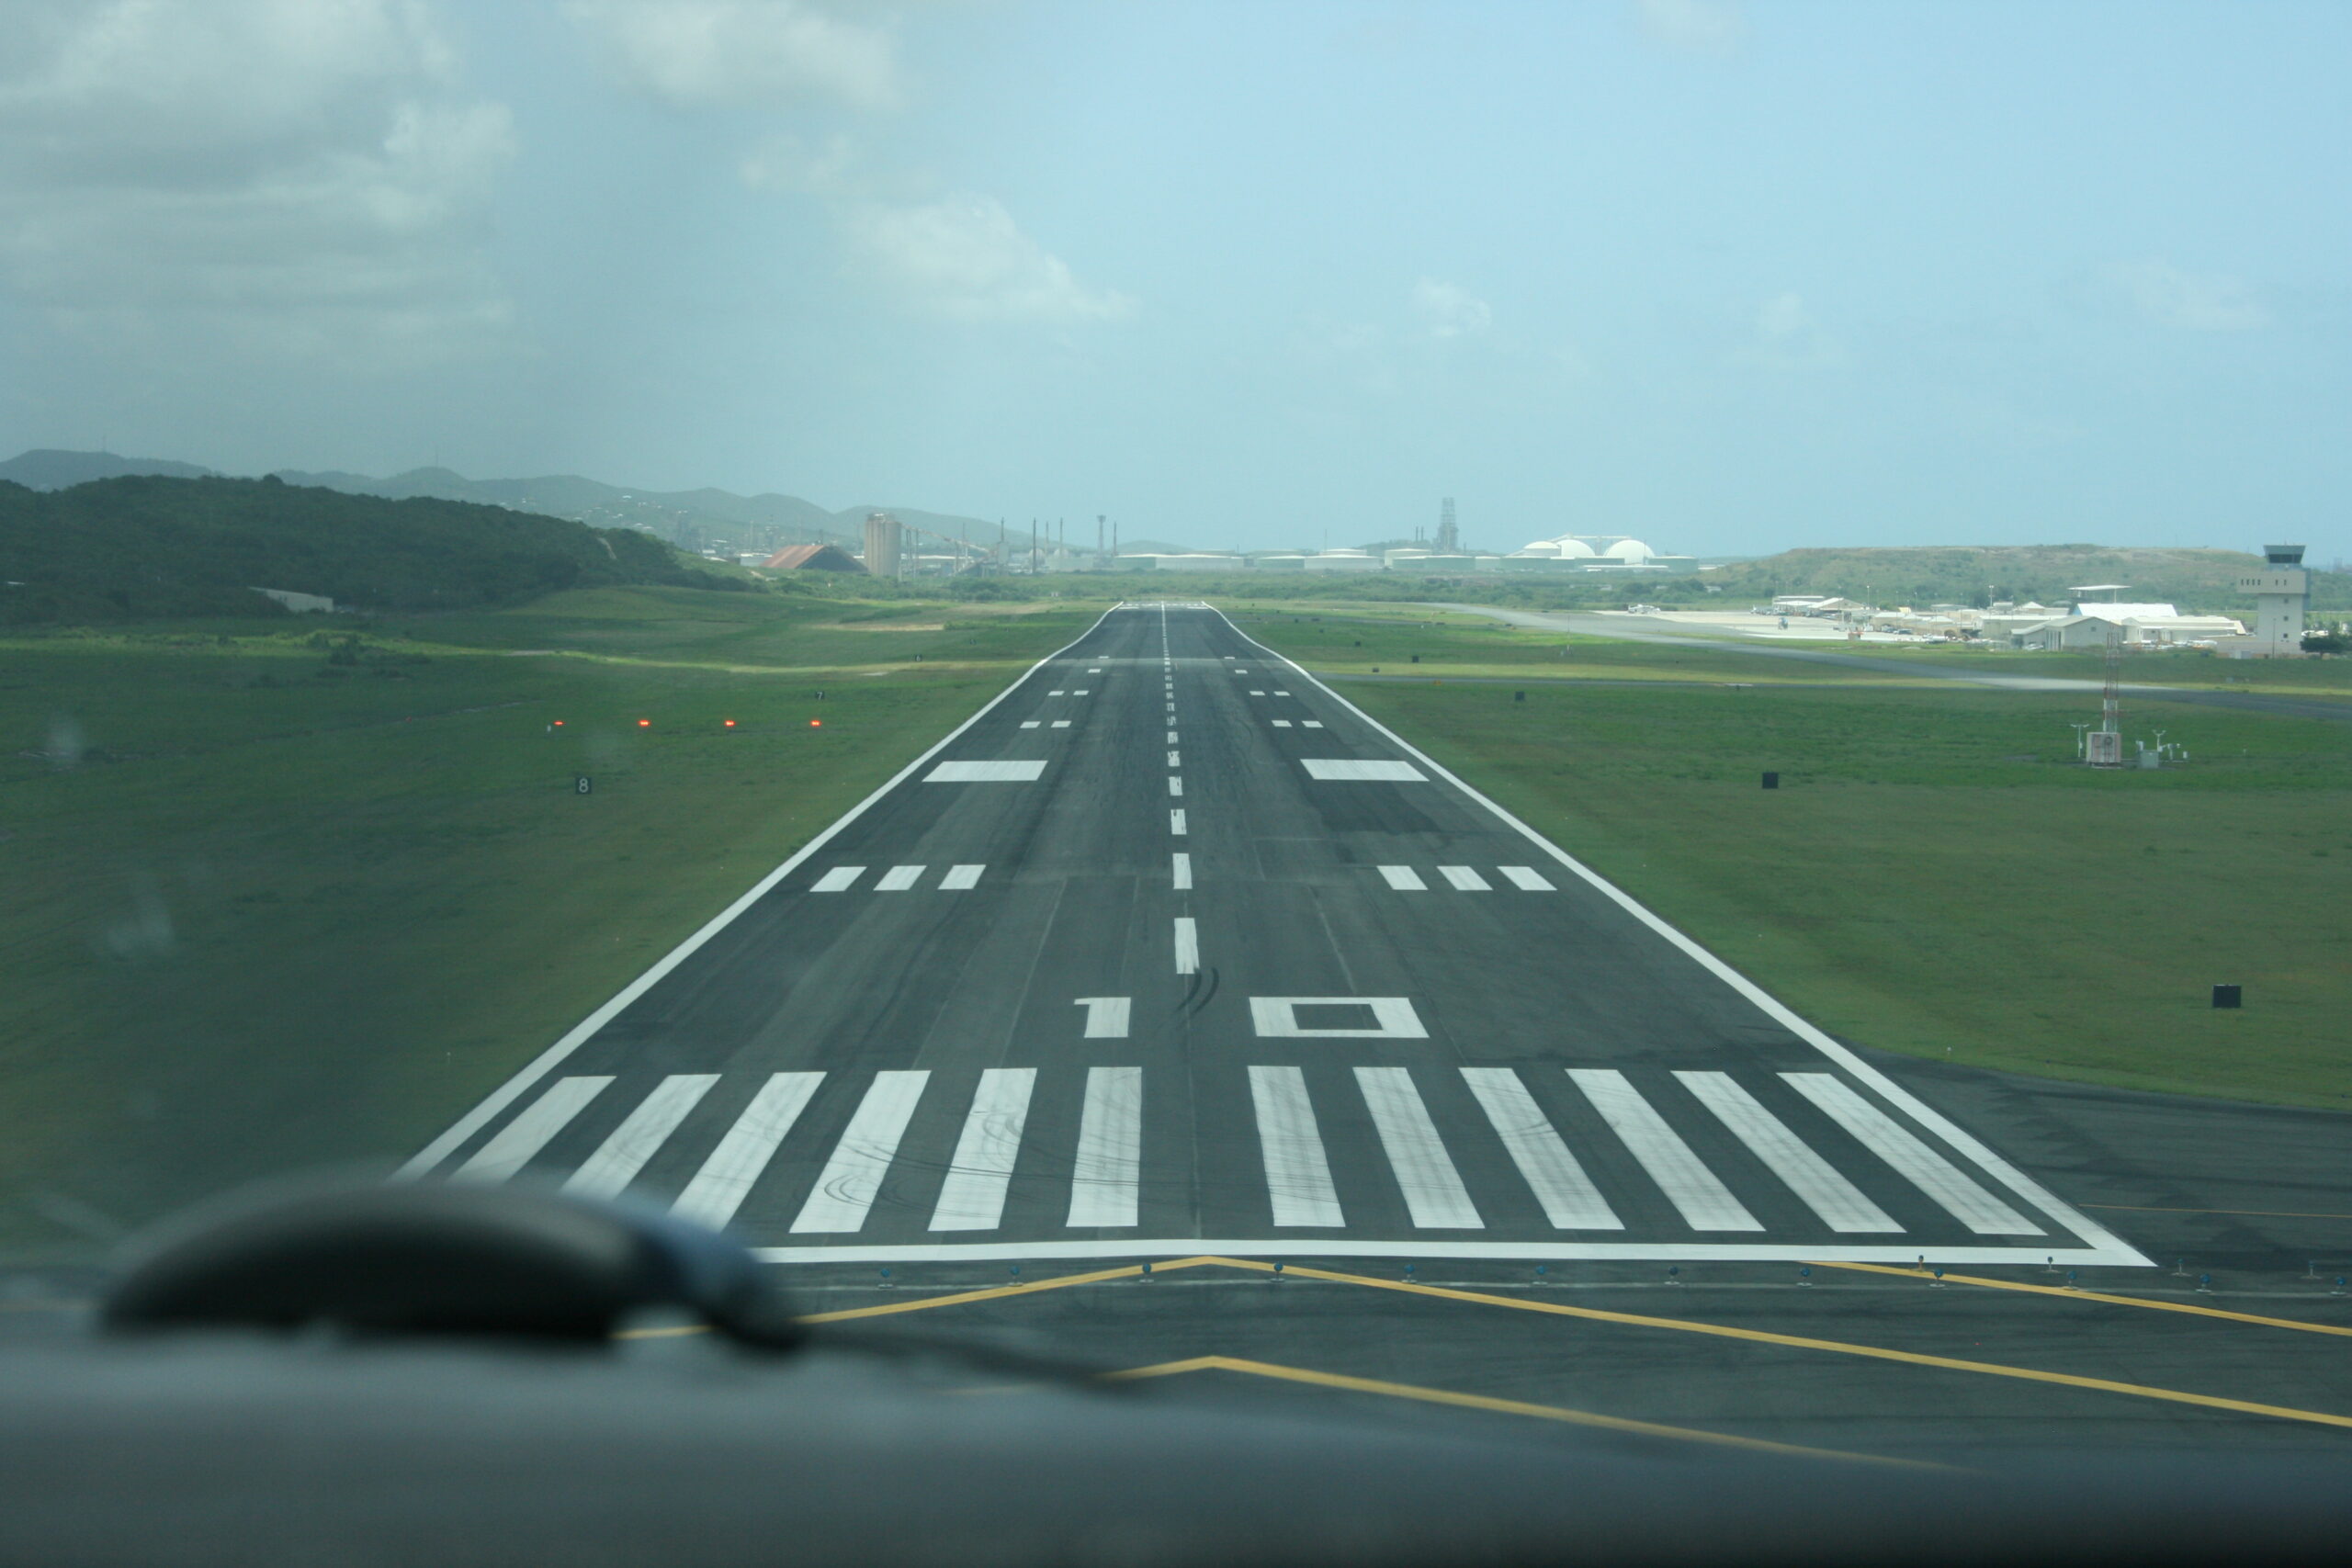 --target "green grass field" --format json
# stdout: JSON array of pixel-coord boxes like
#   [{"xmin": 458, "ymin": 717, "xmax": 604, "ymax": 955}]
[
  {"xmin": 0, "ymin": 587, "xmax": 1107, "ymax": 1258},
  {"xmin": 1241, "ymin": 620, "xmax": 2352, "ymax": 1111}
]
